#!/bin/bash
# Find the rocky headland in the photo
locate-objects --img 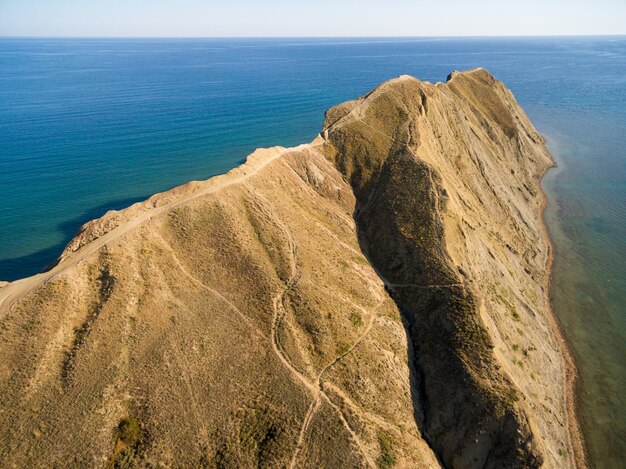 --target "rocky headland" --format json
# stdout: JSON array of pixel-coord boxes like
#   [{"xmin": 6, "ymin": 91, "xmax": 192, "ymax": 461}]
[{"xmin": 0, "ymin": 69, "xmax": 582, "ymax": 468}]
